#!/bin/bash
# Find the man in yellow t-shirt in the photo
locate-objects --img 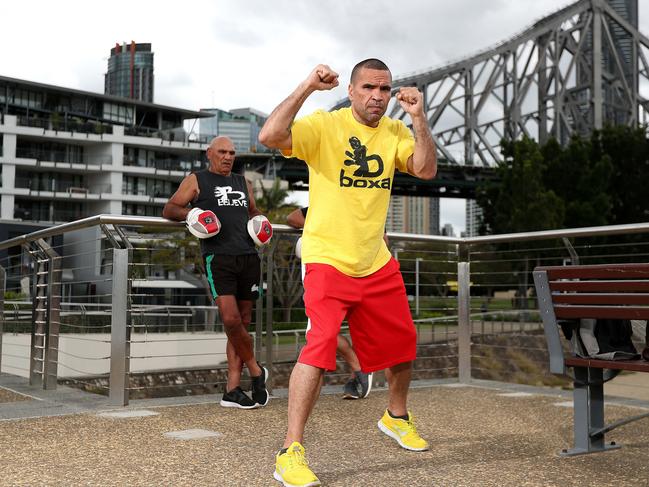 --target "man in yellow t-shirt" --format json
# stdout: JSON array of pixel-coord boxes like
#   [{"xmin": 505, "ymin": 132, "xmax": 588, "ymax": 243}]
[{"xmin": 259, "ymin": 58, "xmax": 437, "ymax": 487}]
